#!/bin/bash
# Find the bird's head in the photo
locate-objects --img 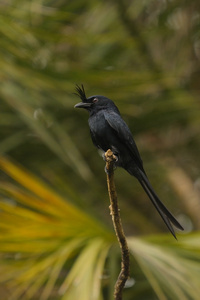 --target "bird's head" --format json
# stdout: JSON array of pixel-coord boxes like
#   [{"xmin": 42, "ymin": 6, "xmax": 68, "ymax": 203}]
[{"xmin": 74, "ymin": 84, "xmax": 119, "ymax": 114}]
